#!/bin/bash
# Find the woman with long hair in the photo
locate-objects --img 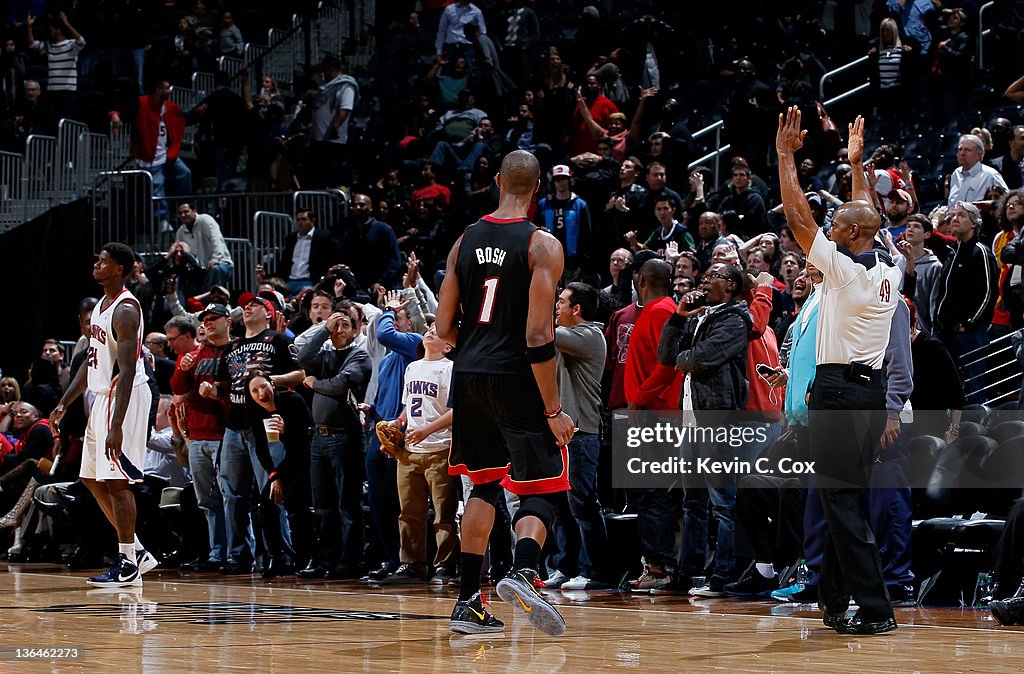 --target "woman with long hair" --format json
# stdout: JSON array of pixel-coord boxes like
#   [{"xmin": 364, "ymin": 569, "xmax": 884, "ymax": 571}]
[{"xmin": 868, "ymin": 18, "xmax": 913, "ymax": 123}]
